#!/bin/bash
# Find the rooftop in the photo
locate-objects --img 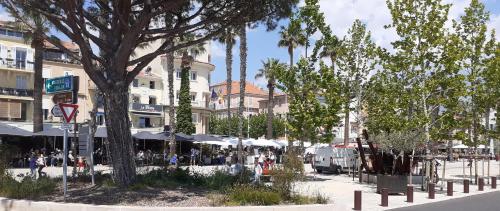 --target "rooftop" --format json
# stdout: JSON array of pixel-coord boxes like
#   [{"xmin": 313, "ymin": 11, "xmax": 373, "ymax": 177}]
[{"xmin": 211, "ymin": 81, "xmax": 268, "ymax": 96}]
